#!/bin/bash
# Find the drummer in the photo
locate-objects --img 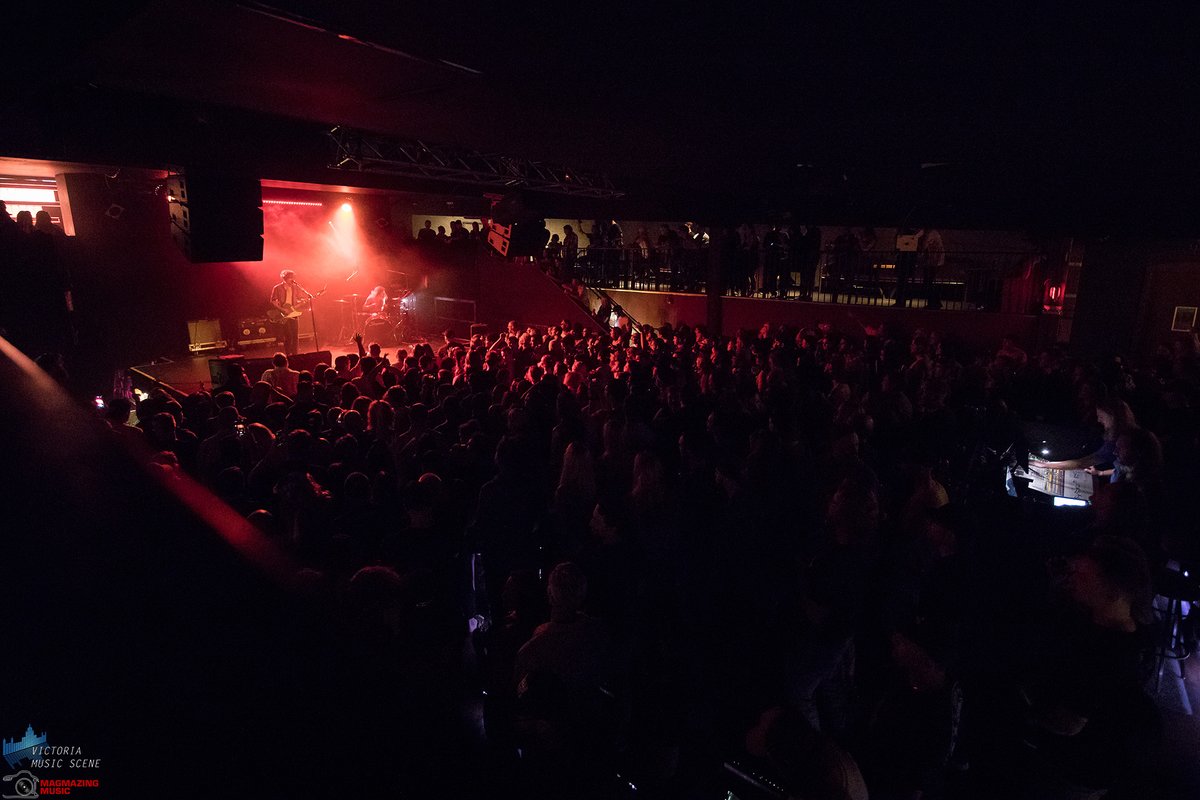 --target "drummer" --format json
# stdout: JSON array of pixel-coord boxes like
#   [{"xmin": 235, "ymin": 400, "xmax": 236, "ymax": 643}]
[{"xmin": 363, "ymin": 284, "xmax": 389, "ymax": 315}]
